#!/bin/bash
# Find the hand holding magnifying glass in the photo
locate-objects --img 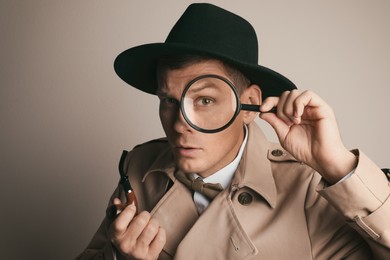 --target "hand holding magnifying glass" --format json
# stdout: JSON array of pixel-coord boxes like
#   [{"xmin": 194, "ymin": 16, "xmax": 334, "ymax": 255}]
[{"xmin": 181, "ymin": 74, "xmax": 276, "ymax": 133}]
